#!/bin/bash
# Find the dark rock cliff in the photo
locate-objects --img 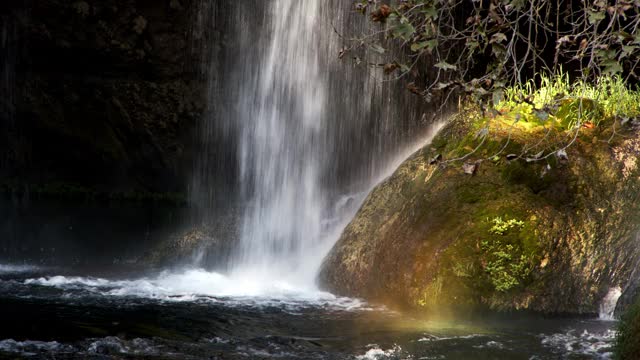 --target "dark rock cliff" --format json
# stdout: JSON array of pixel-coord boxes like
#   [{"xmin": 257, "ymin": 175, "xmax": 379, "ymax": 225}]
[
  {"xmin": 0, "ymin": 0, "xmax": 223, "ymax": 267},
  {"xmin": 0, "ymin": 0, "xmax": 215, "ymax": 197}
]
